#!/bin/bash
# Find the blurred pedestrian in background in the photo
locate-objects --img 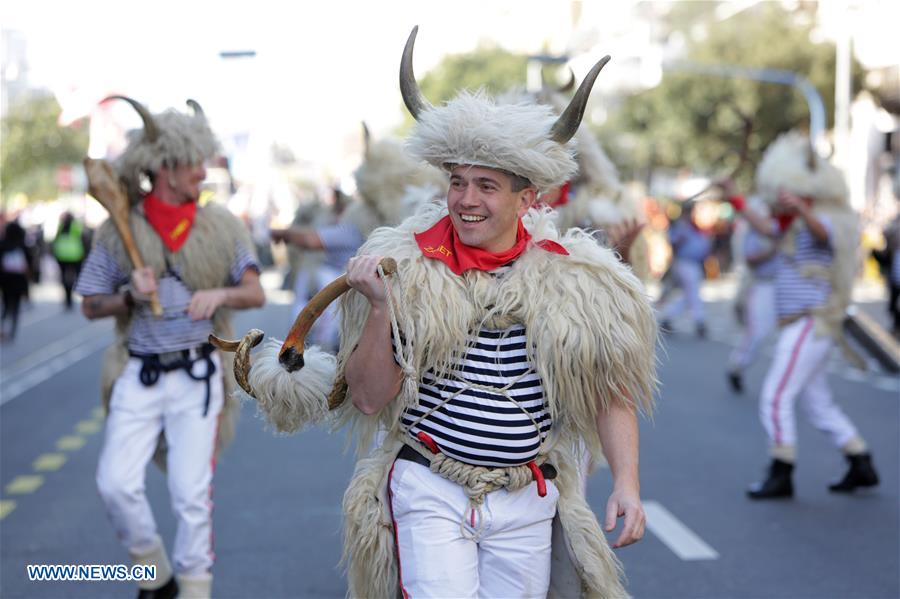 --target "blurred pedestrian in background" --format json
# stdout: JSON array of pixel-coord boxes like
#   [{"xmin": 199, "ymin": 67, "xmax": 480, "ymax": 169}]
[
  {"xmin": 872, "ymin": 210, "xmax": 900, "ymax": 337},
  {"xmin": 0, "ymin": 220, "xmax": 31, "ymax": 342},
  {"xmin": 658, "ymin": 202, "xmax": 712, "ymax": 337},
  {"xmin": 722, "ymin": 185, "xmax": 778, "ymax": 393},
  {"xmin": 52, "ymin": 211, "xmax": 89, "ymax": 310}
]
